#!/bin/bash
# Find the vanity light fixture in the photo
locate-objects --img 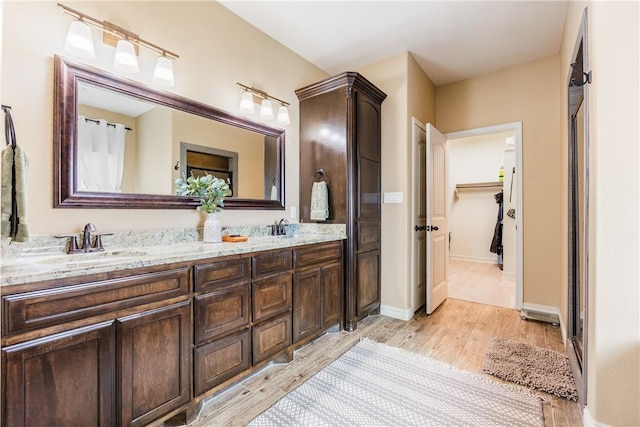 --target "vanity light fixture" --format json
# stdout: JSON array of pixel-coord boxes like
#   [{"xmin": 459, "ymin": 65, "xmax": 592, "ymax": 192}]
[
  {"xmin": 277, "ymin": 105, "xmax": 290, "ymax": 125},
  {"xmin": 239, "ymin": 90, "xmax": 256, "ymax": 115},
  {"xmin": 152, "ymin": 54, "xmax": 175, "ymax": 87},
  {"xmin": 236, "ymin": 82, "xmax": 290, "ymax": 125},
  {"xmin": 58, "ymin": 3, "xmax": 179, "ymax": 86},
  {"xmin": 113, "ymin": 38, "xmax": 139, "ymax": 73},
  {"xmin": 64, "ymin": 18, "xmax": 95, "ymax": 58},
  {"xmin": 259, "ymin": 99, "xmax": 274, "ymax": 121}
]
